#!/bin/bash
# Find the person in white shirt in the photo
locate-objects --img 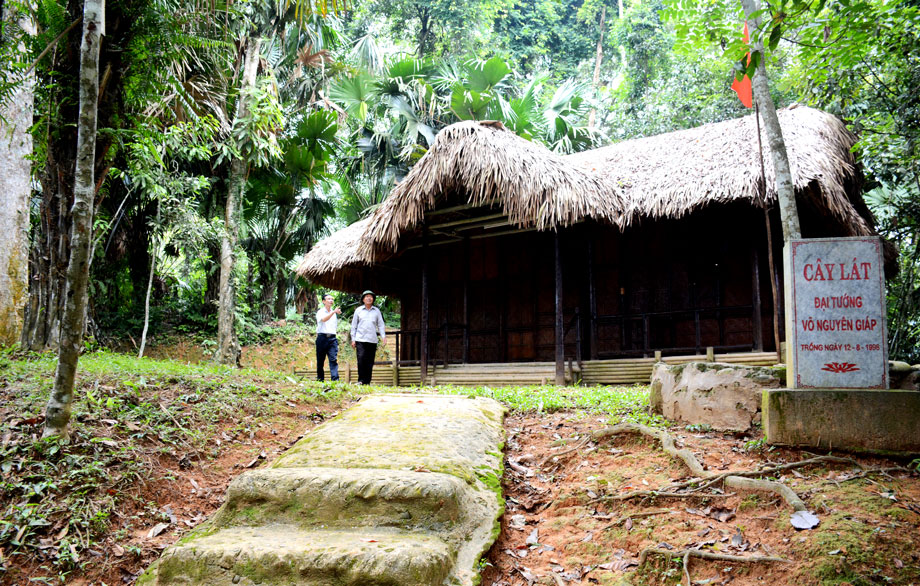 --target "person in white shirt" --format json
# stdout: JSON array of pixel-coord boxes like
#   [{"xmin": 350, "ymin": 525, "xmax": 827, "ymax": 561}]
[
  {"xmin": 315, "ymin": 293, "xmax": 341, "ymax": 381},
  {"xmin": 350, "ymin": 290, "xmax": 386, "ymax": 384}
]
